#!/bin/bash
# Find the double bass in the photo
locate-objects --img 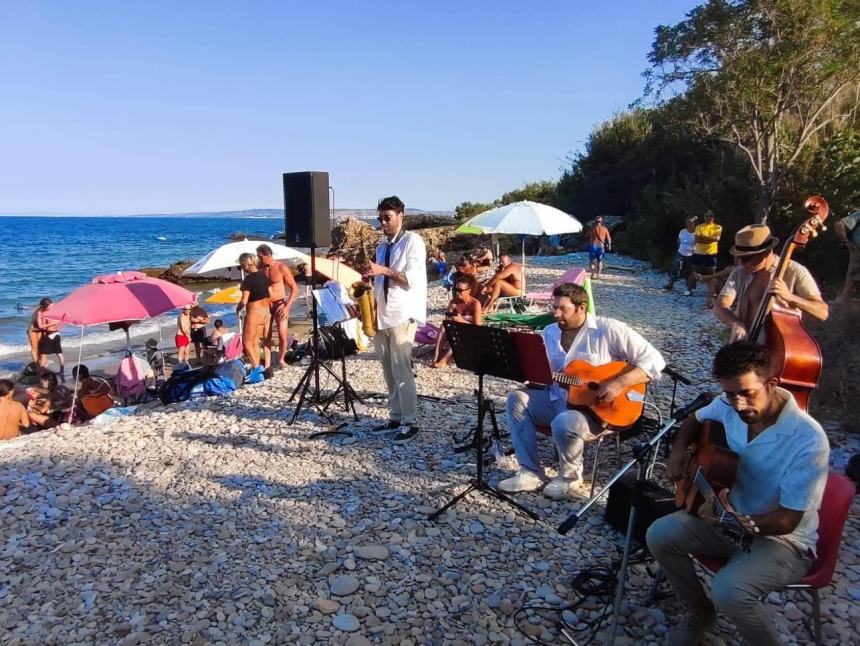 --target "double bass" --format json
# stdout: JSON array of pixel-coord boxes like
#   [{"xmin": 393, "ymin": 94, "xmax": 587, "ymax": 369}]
[{"xmin": 747, "ymin": 196, "xmax": 829, "ymax": 411}]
